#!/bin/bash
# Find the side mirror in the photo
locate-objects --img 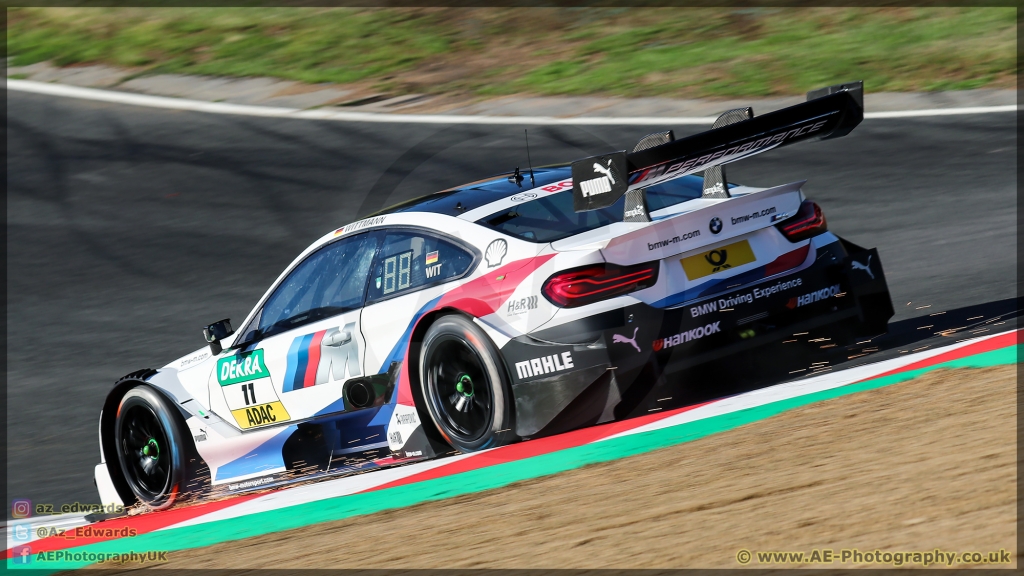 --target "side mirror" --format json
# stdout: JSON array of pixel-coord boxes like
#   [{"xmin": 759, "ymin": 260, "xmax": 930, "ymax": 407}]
[{"xmin": 203, "ymin": 319, "xmax": 234, "ymax": 355}]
